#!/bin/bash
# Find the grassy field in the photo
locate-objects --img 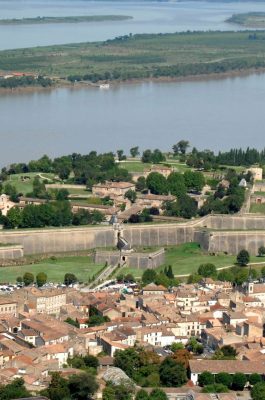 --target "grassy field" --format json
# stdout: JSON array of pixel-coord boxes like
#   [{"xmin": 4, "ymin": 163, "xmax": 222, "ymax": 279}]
[
  {"xmin": 1, "ymin": 31, "xmax": 265, "ymax": 80},
  {"xmin": 0, "ymin": 255, "xmax": 103, "ymax": 284},
  {"xmin": 227, "ymin": 12, "xmax": 265, "ymax": 28},
  {"xmin": 7, "ymin": 173, "xmax": 55, "ymax": 195},
  {"xmin": 250, "ymin": 203, "xmax": 265, "ymax": 214},
  {"xmin": 119, "ymin": 161, "xmax": 151, "ymax": 173},
  {"xmin": 0, "ymin": 15, "xmax": 132, "ymax": 25},
  {"xmin": 119, "ymin": 243, "xmax": 262, "ymax": 277}
]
